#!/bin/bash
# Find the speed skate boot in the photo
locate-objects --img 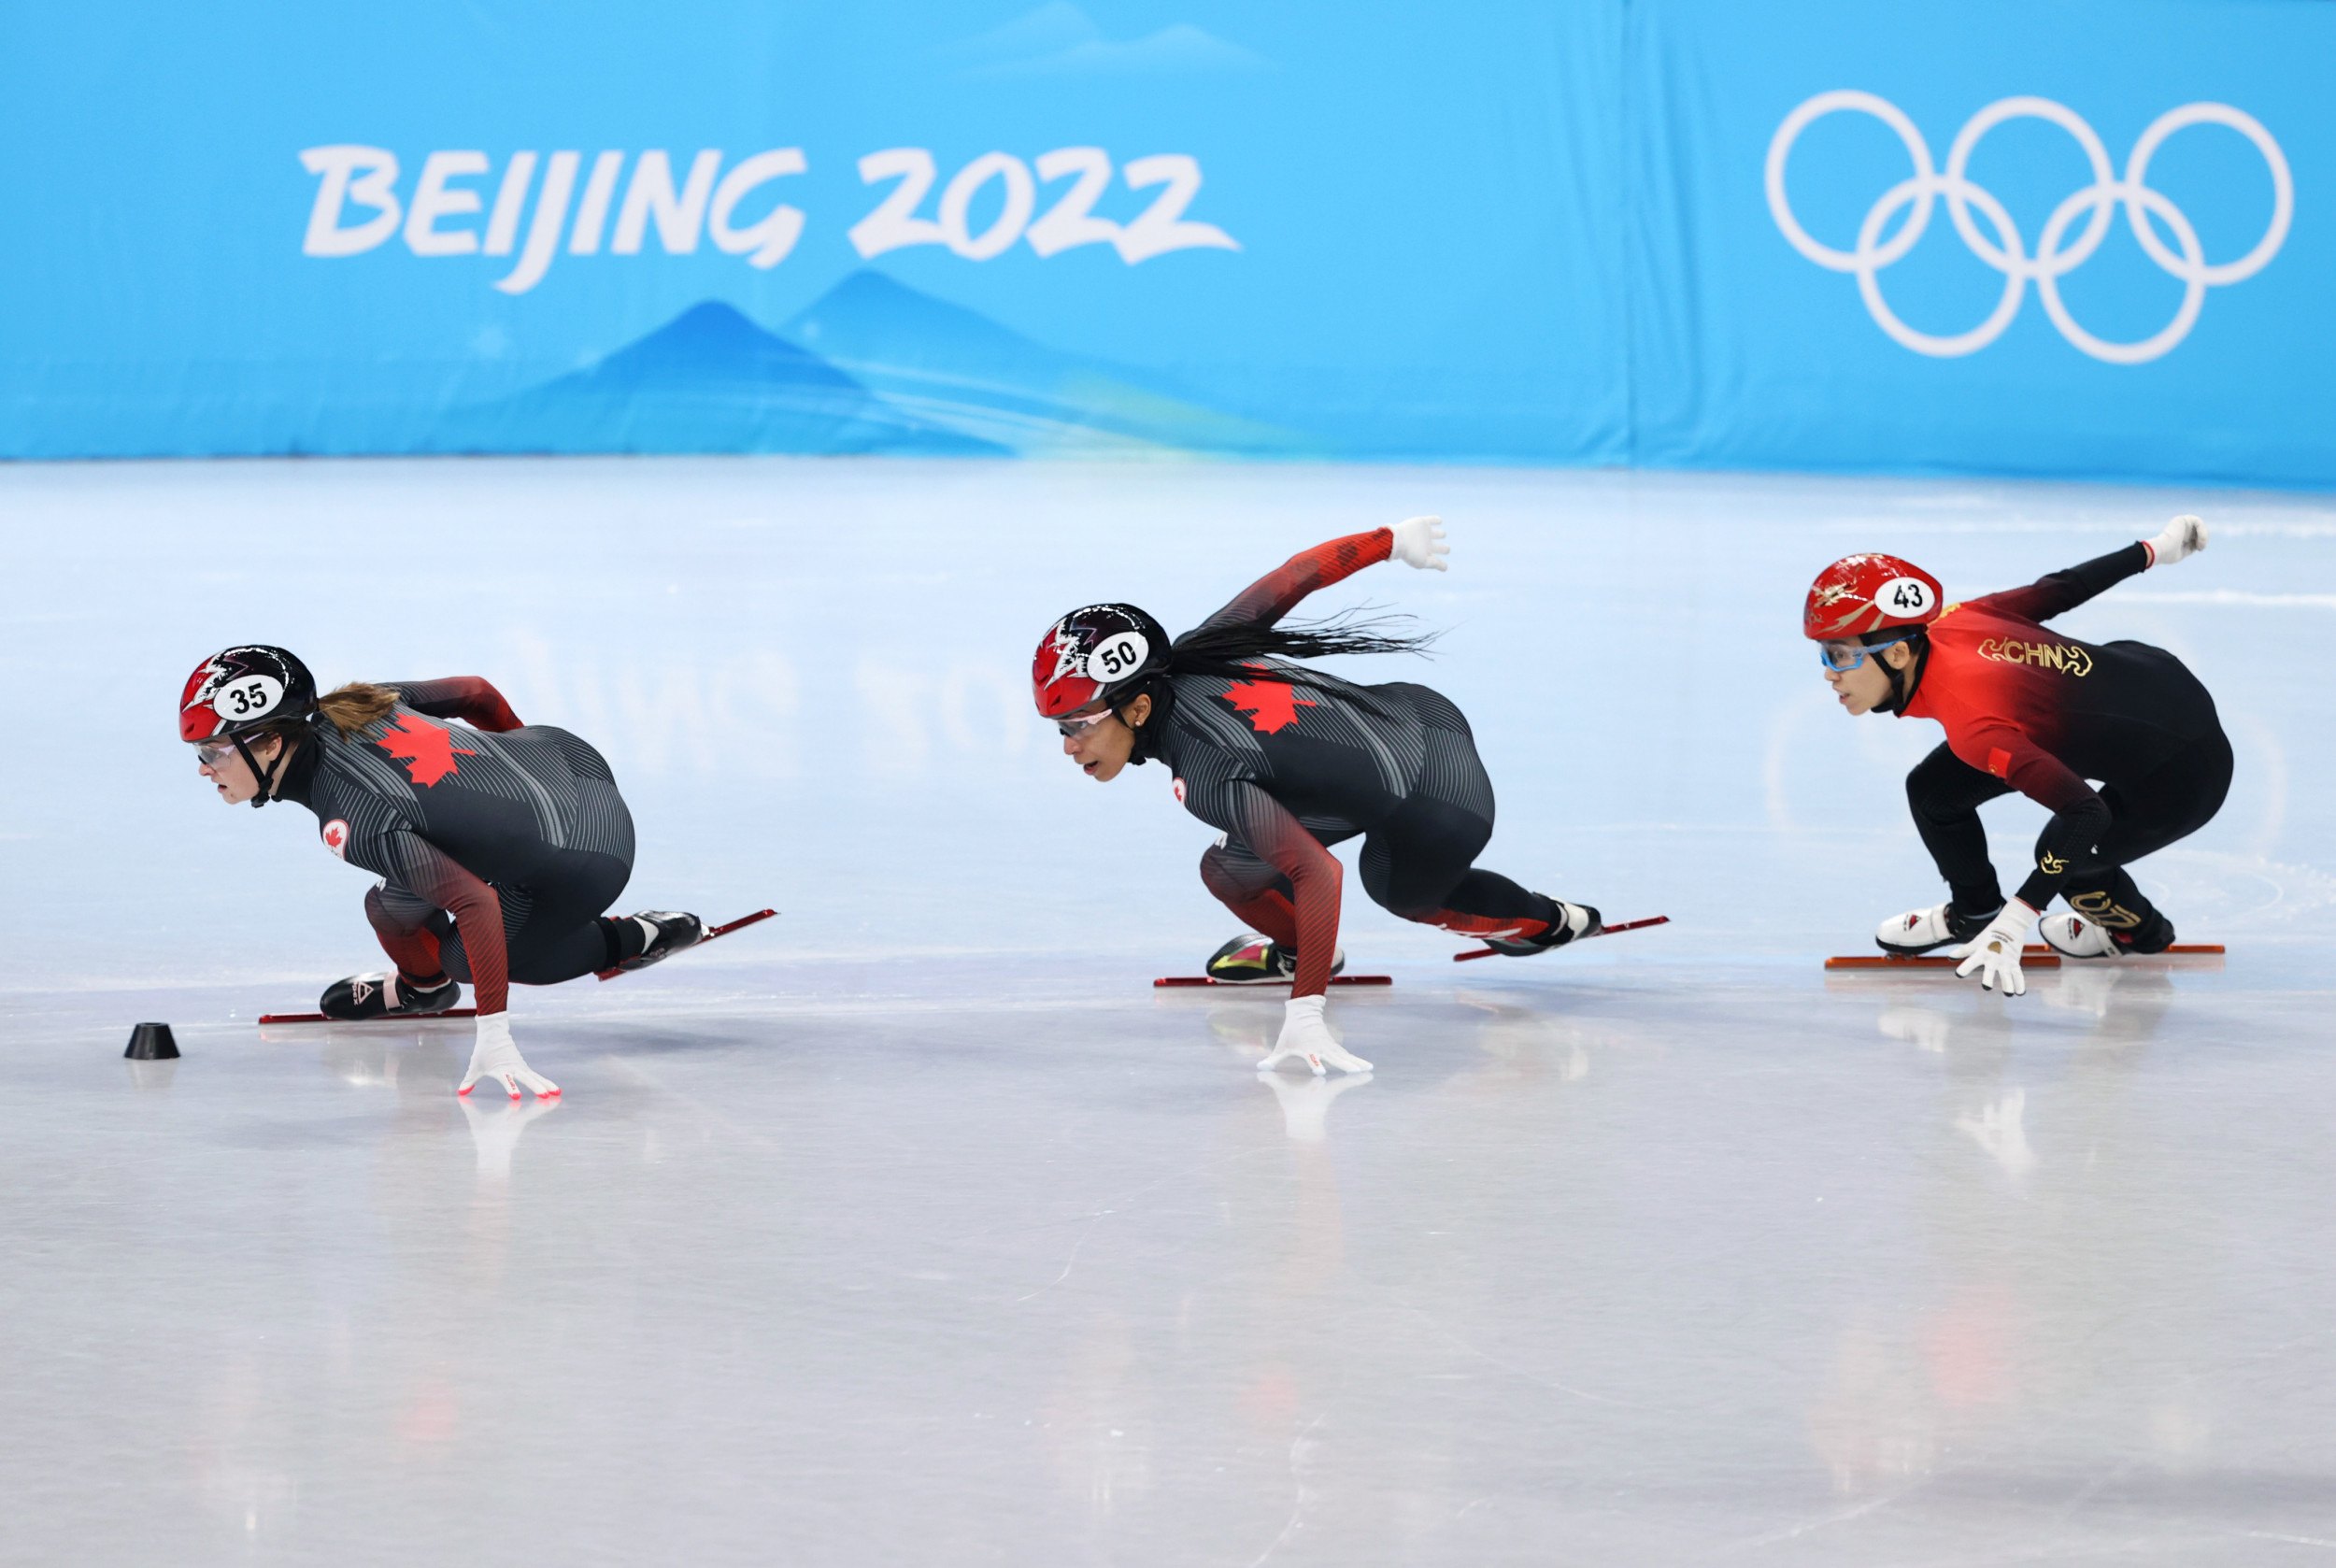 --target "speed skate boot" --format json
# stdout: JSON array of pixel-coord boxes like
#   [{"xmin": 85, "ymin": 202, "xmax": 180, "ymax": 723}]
[
  {"xmin": 1478, "ymin": 899, "xmax": 1602, "ymax": 956},
  {"xmin": 1204, "ymin": 934, "xmax": 1346, "ymax": 984},
  {"xmin": 1875, "ymin": 901, "xmax": 2000, "ymax": 957},
  {"xmin": 320, "ymin": 970, "xmax": 462, "ymax": 1020},
  {"xmin": 613, "ymin": 911, "xmax": 706, "ymax": 973},
  {"xmin": 2040, "ymin": 907, "xmax": 2175, "ymax": 959}
]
